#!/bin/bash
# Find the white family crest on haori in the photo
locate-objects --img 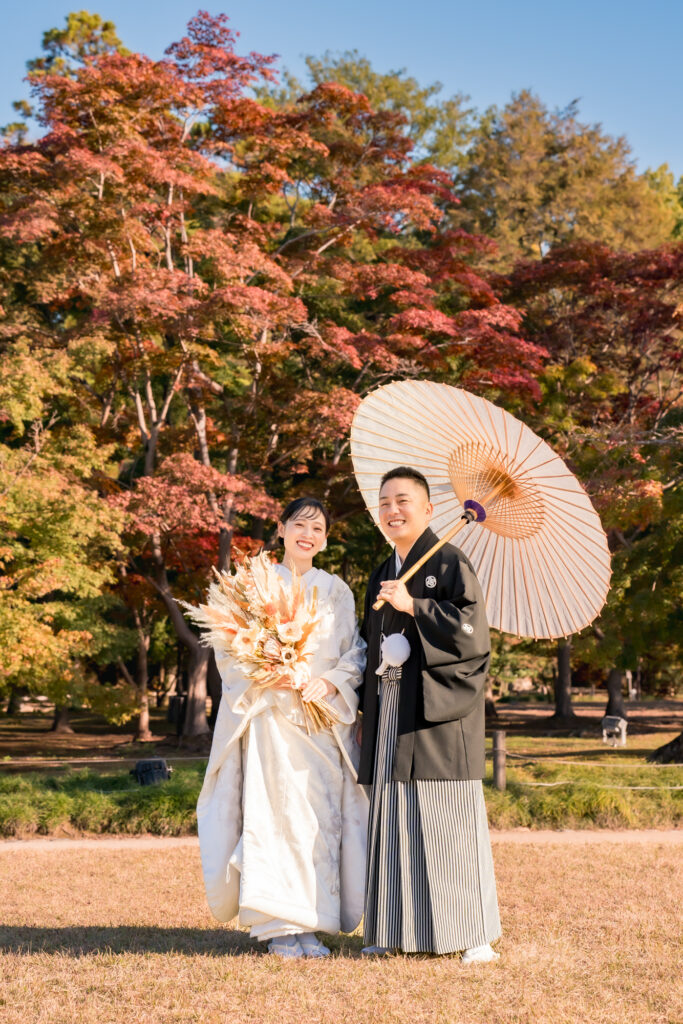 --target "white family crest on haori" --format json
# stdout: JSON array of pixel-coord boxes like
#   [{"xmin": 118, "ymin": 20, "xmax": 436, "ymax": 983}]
[
  {"xmin": 425, "ymin": 575, "xmax": 437, "ymax": 588},
  {"xmin": 351, "ymin": 380, "xmax": 611, "ymax": 639}
]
